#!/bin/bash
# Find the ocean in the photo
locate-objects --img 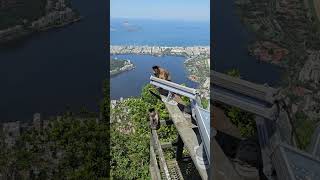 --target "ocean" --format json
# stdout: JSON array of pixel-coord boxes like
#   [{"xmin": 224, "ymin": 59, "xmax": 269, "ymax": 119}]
[
  {"xmin": 110, "ymin": 18, "xmax": 210, "ymax": 46},
  {"xmin": 110, "ymin": 18, "xmax": 210, "ymax": 99}
]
